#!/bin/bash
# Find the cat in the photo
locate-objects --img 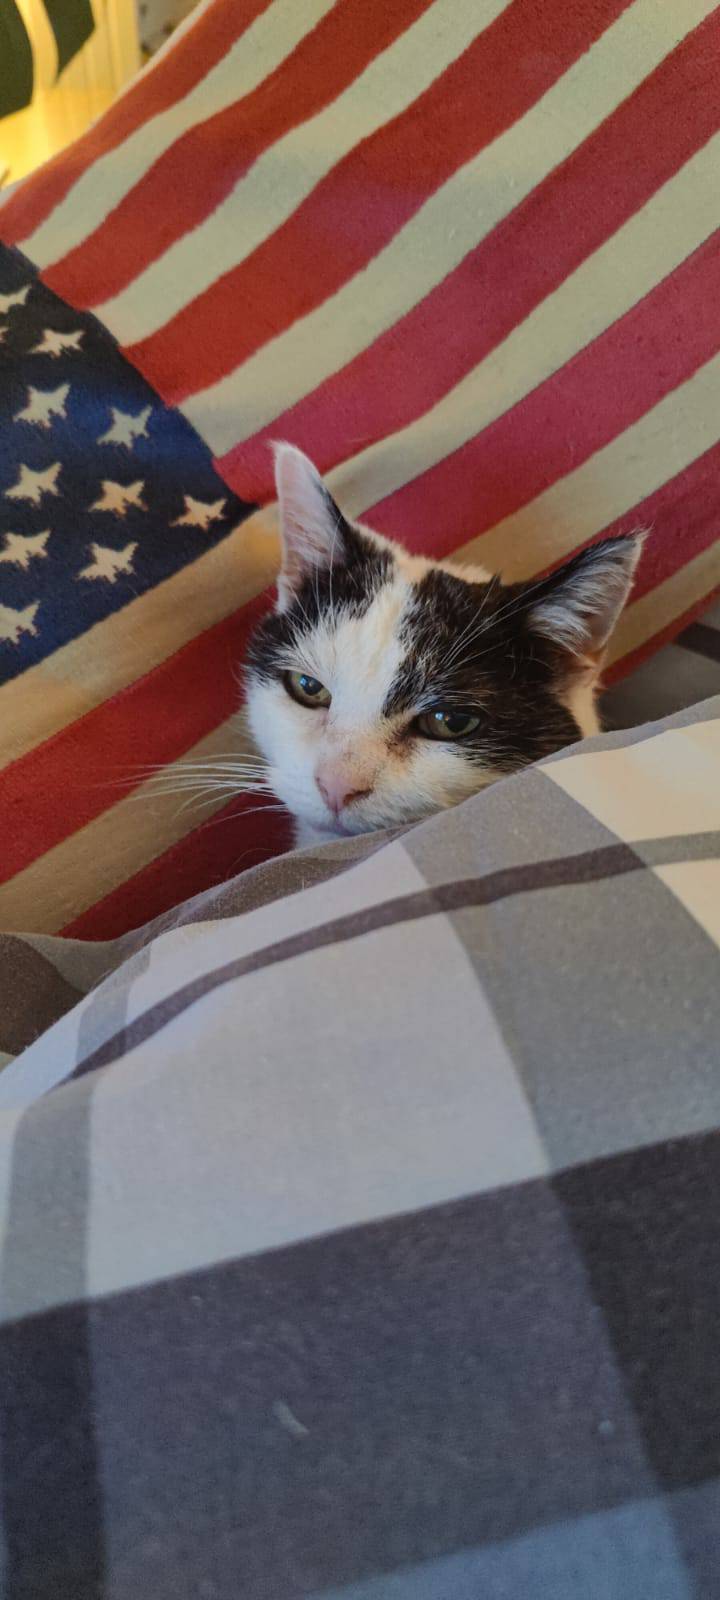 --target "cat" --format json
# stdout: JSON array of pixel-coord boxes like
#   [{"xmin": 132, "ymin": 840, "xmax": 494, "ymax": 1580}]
[{"xmin": 245, "ymin": 444, "xmax": 642, "ymax": 848}]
